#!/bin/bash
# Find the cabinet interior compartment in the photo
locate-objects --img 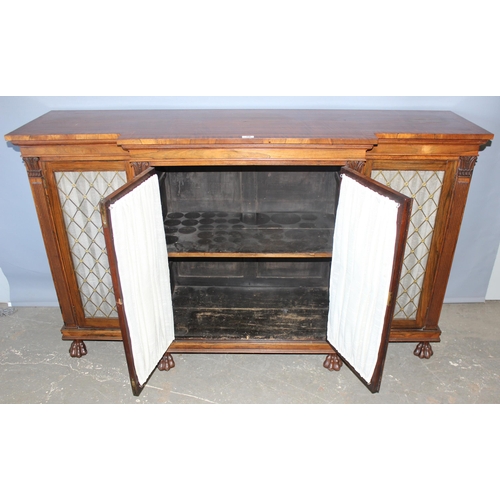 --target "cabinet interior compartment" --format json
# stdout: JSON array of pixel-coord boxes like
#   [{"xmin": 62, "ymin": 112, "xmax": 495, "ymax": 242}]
[{"xmin": 156, "ymin": 165, "xmax": 341, "ymax": 341}]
